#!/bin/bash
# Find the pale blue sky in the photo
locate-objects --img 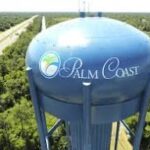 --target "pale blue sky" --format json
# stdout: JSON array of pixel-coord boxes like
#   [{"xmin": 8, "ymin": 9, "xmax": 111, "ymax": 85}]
[{"xmin": 0, "ymin": 0, "xmax": 150, "ymax": 12}]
